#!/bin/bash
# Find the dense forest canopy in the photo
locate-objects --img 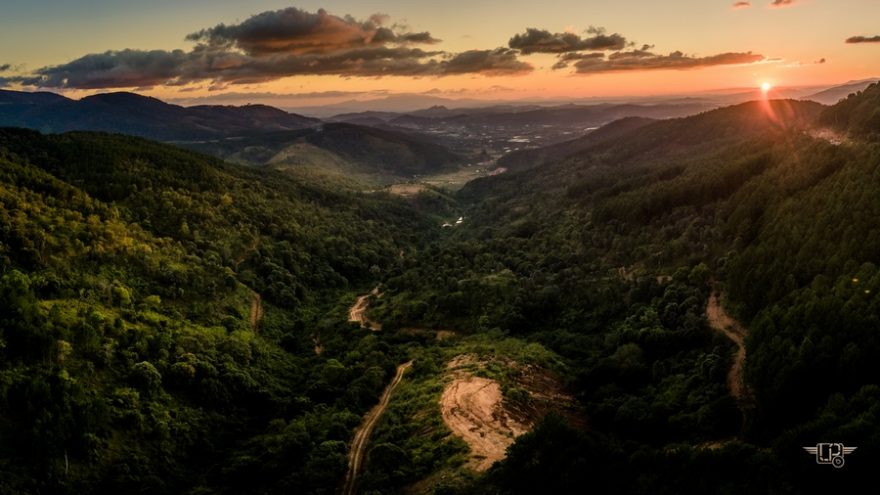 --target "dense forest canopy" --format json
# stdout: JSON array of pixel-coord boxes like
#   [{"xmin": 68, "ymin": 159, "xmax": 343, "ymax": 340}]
[
  {"xmin": 0, "ymin": 128, "xmax": 440, "ymax": 493},
  {"xmin": 1, "ymin": 88, "xmax": 880, "ymax": 494}
]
